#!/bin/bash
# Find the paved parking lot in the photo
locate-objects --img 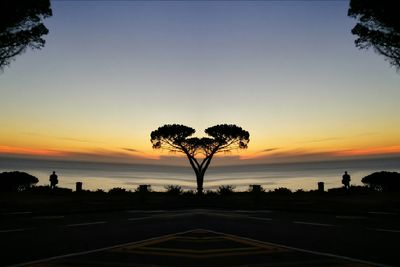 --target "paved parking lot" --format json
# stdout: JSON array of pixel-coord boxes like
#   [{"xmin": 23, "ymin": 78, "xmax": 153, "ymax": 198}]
[{"xmin": 22, "ymin": 229, "xmax": 377, "ymax": 267}]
